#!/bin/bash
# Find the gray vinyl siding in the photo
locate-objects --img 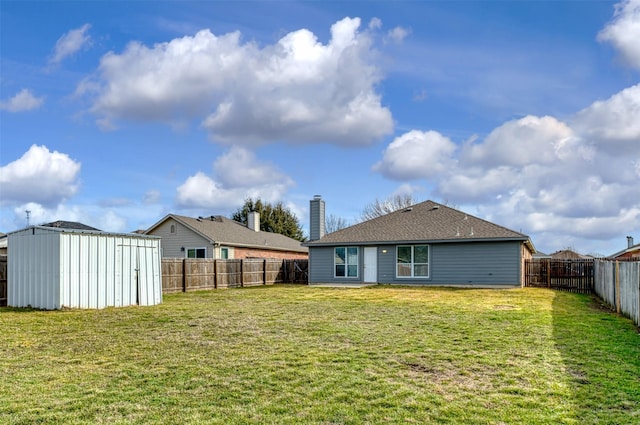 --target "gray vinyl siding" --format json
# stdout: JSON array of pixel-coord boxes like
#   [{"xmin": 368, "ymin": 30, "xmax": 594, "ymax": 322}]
[
  {"xmin": 309, "ymin": 241, "xmax": 522, "ymax": 286},
  {"xmin": 429, "ymin": 241, "xmax": 521, "ymax": 285},
  {"xmin": 308, "ymin": 246, "xmax": 364, "ymax": 283},
  {"xmin": 149, "ymin": 219, "xmax": 213, "ymax": 258},
  {"xmin": 378, "ymin": 241, "xmax": 521, "ymax": 286}
]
